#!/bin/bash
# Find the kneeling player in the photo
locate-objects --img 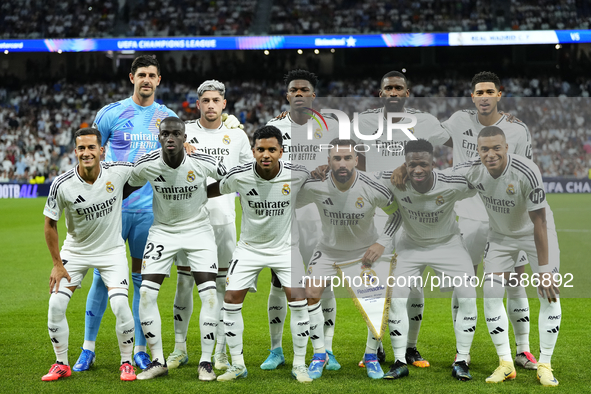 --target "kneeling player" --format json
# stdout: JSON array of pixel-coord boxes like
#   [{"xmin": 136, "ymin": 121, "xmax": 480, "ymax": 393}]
[
  {"xmin": 43, "ymin": 128, "xmax": 137, "ymax": 381},
  {"xmin": 208, "ymin": 126, "xmax": 312, "ymax": 383},
  {"xmin": 382, "ymin": 139, "xmax": 478, "ymax": 381},
  {"xmin": 128, "ymin": 117, "xmax": 227, "ymax": 381}
]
